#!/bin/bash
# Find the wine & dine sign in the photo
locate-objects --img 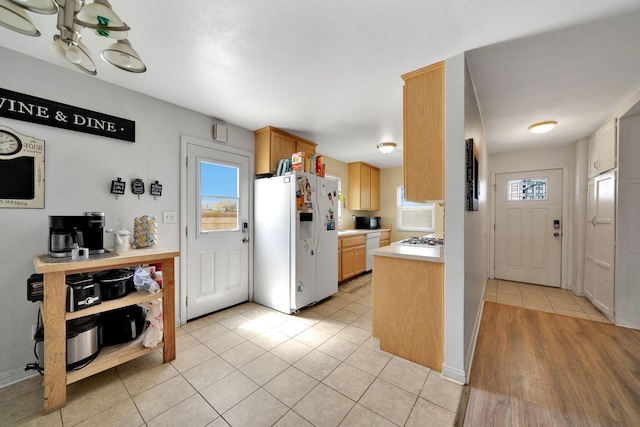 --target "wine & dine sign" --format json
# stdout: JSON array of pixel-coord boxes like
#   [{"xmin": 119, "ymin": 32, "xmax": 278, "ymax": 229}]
[{"xmin": 0, "ymin": 87, "xmax": 135, "ymax": 142}]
